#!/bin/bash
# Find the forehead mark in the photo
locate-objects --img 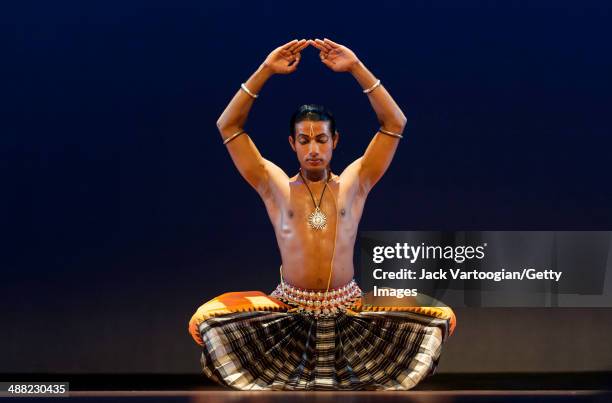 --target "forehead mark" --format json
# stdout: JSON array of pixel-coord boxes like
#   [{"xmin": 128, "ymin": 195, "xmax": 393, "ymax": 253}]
[
  {"xmin": 298, "ymin": 132, "xmax": 327, "ymax": 137},
  {"xmin": 297, "ymin": 121, "xmax": 330, "ymax": 140}
]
